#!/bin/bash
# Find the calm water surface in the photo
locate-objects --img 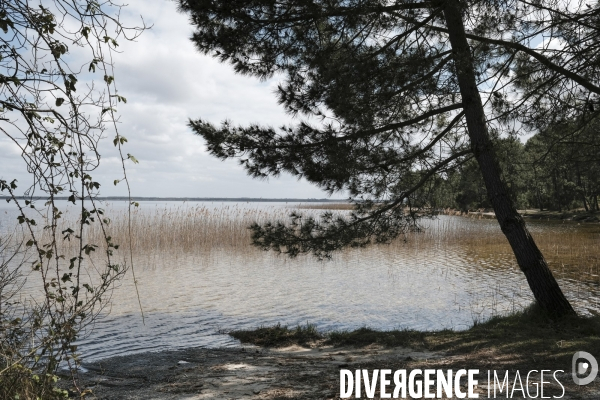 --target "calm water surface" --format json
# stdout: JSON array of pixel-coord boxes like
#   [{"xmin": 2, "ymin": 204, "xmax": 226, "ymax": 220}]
[{"xmin": 2, "ymin": 201, "xmax": 599, "ymax": 361}]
